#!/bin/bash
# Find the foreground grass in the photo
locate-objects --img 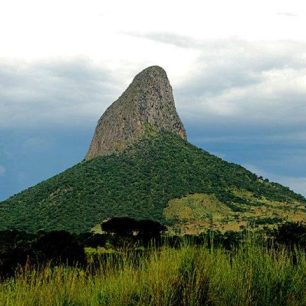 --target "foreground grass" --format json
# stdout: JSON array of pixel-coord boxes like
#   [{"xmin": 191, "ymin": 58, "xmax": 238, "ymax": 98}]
[{"xmin": 0, "ymin": 243, "xmax": 305, "ymax": 306}]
